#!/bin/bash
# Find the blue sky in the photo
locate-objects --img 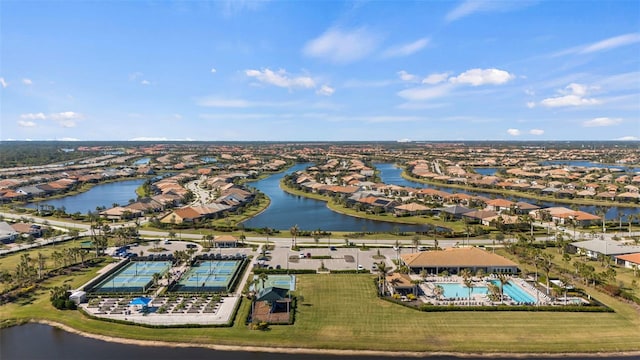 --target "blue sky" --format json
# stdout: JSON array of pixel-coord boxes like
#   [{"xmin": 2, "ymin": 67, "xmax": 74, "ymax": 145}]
[{"xmin": 1, "ymin": 0, "xmax": 639, "ymax": 141}]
